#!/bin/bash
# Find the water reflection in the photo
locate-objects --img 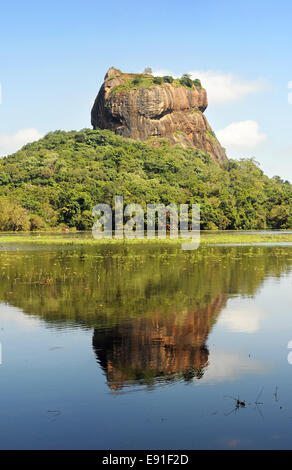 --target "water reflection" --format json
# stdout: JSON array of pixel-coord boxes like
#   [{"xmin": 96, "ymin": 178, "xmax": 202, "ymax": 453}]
[
  {"xmin": 0, "ymin": 244, "xmax": 292, "ymax": 391},
  {"xmin": 93, "ymin": 295, "xmax": 226, "ymax": 390}
]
